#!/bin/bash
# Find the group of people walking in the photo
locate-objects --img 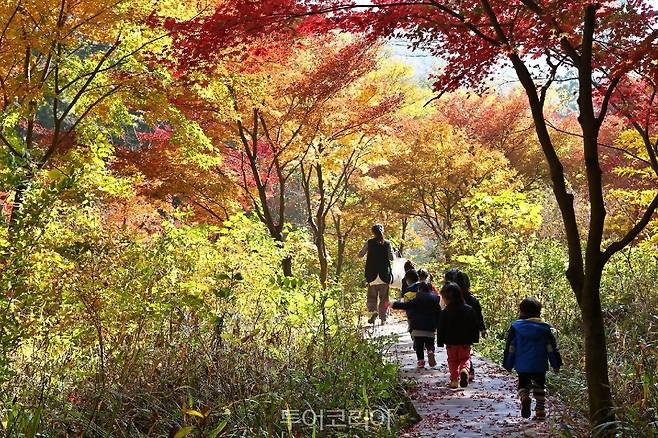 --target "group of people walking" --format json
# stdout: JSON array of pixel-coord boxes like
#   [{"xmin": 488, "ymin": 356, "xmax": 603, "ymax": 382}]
[{"xmin": 359, "ymin": 224, "xmax": 563, "ymax": 420}]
